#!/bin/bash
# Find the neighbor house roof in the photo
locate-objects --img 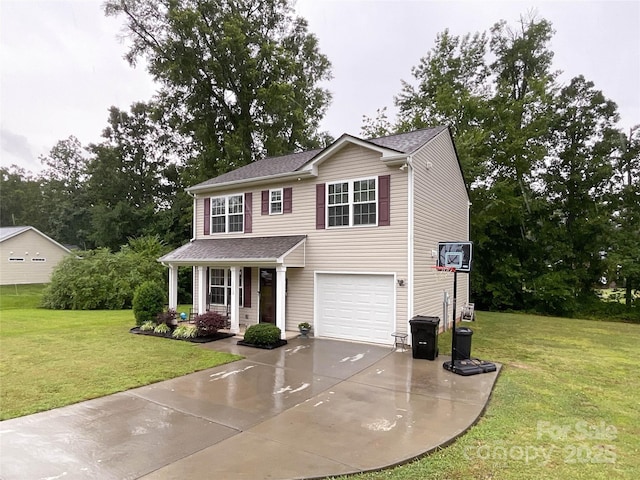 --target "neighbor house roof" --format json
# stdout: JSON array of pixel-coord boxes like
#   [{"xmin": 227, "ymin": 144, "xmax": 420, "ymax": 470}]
[
  {"xmin": 0, "ymin": 226, "xmax": 31, "ymax": 242},
  {"xmin": 0, "ymin": 226, "xmax": 72, "ymax": 253},
  {"xmin": 159, "ymin": 235, "xmax": 306, "ymax": 265},
  {"xmin": 189, "ymin": 126, "xmax": 447, "ymax": 192}
]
